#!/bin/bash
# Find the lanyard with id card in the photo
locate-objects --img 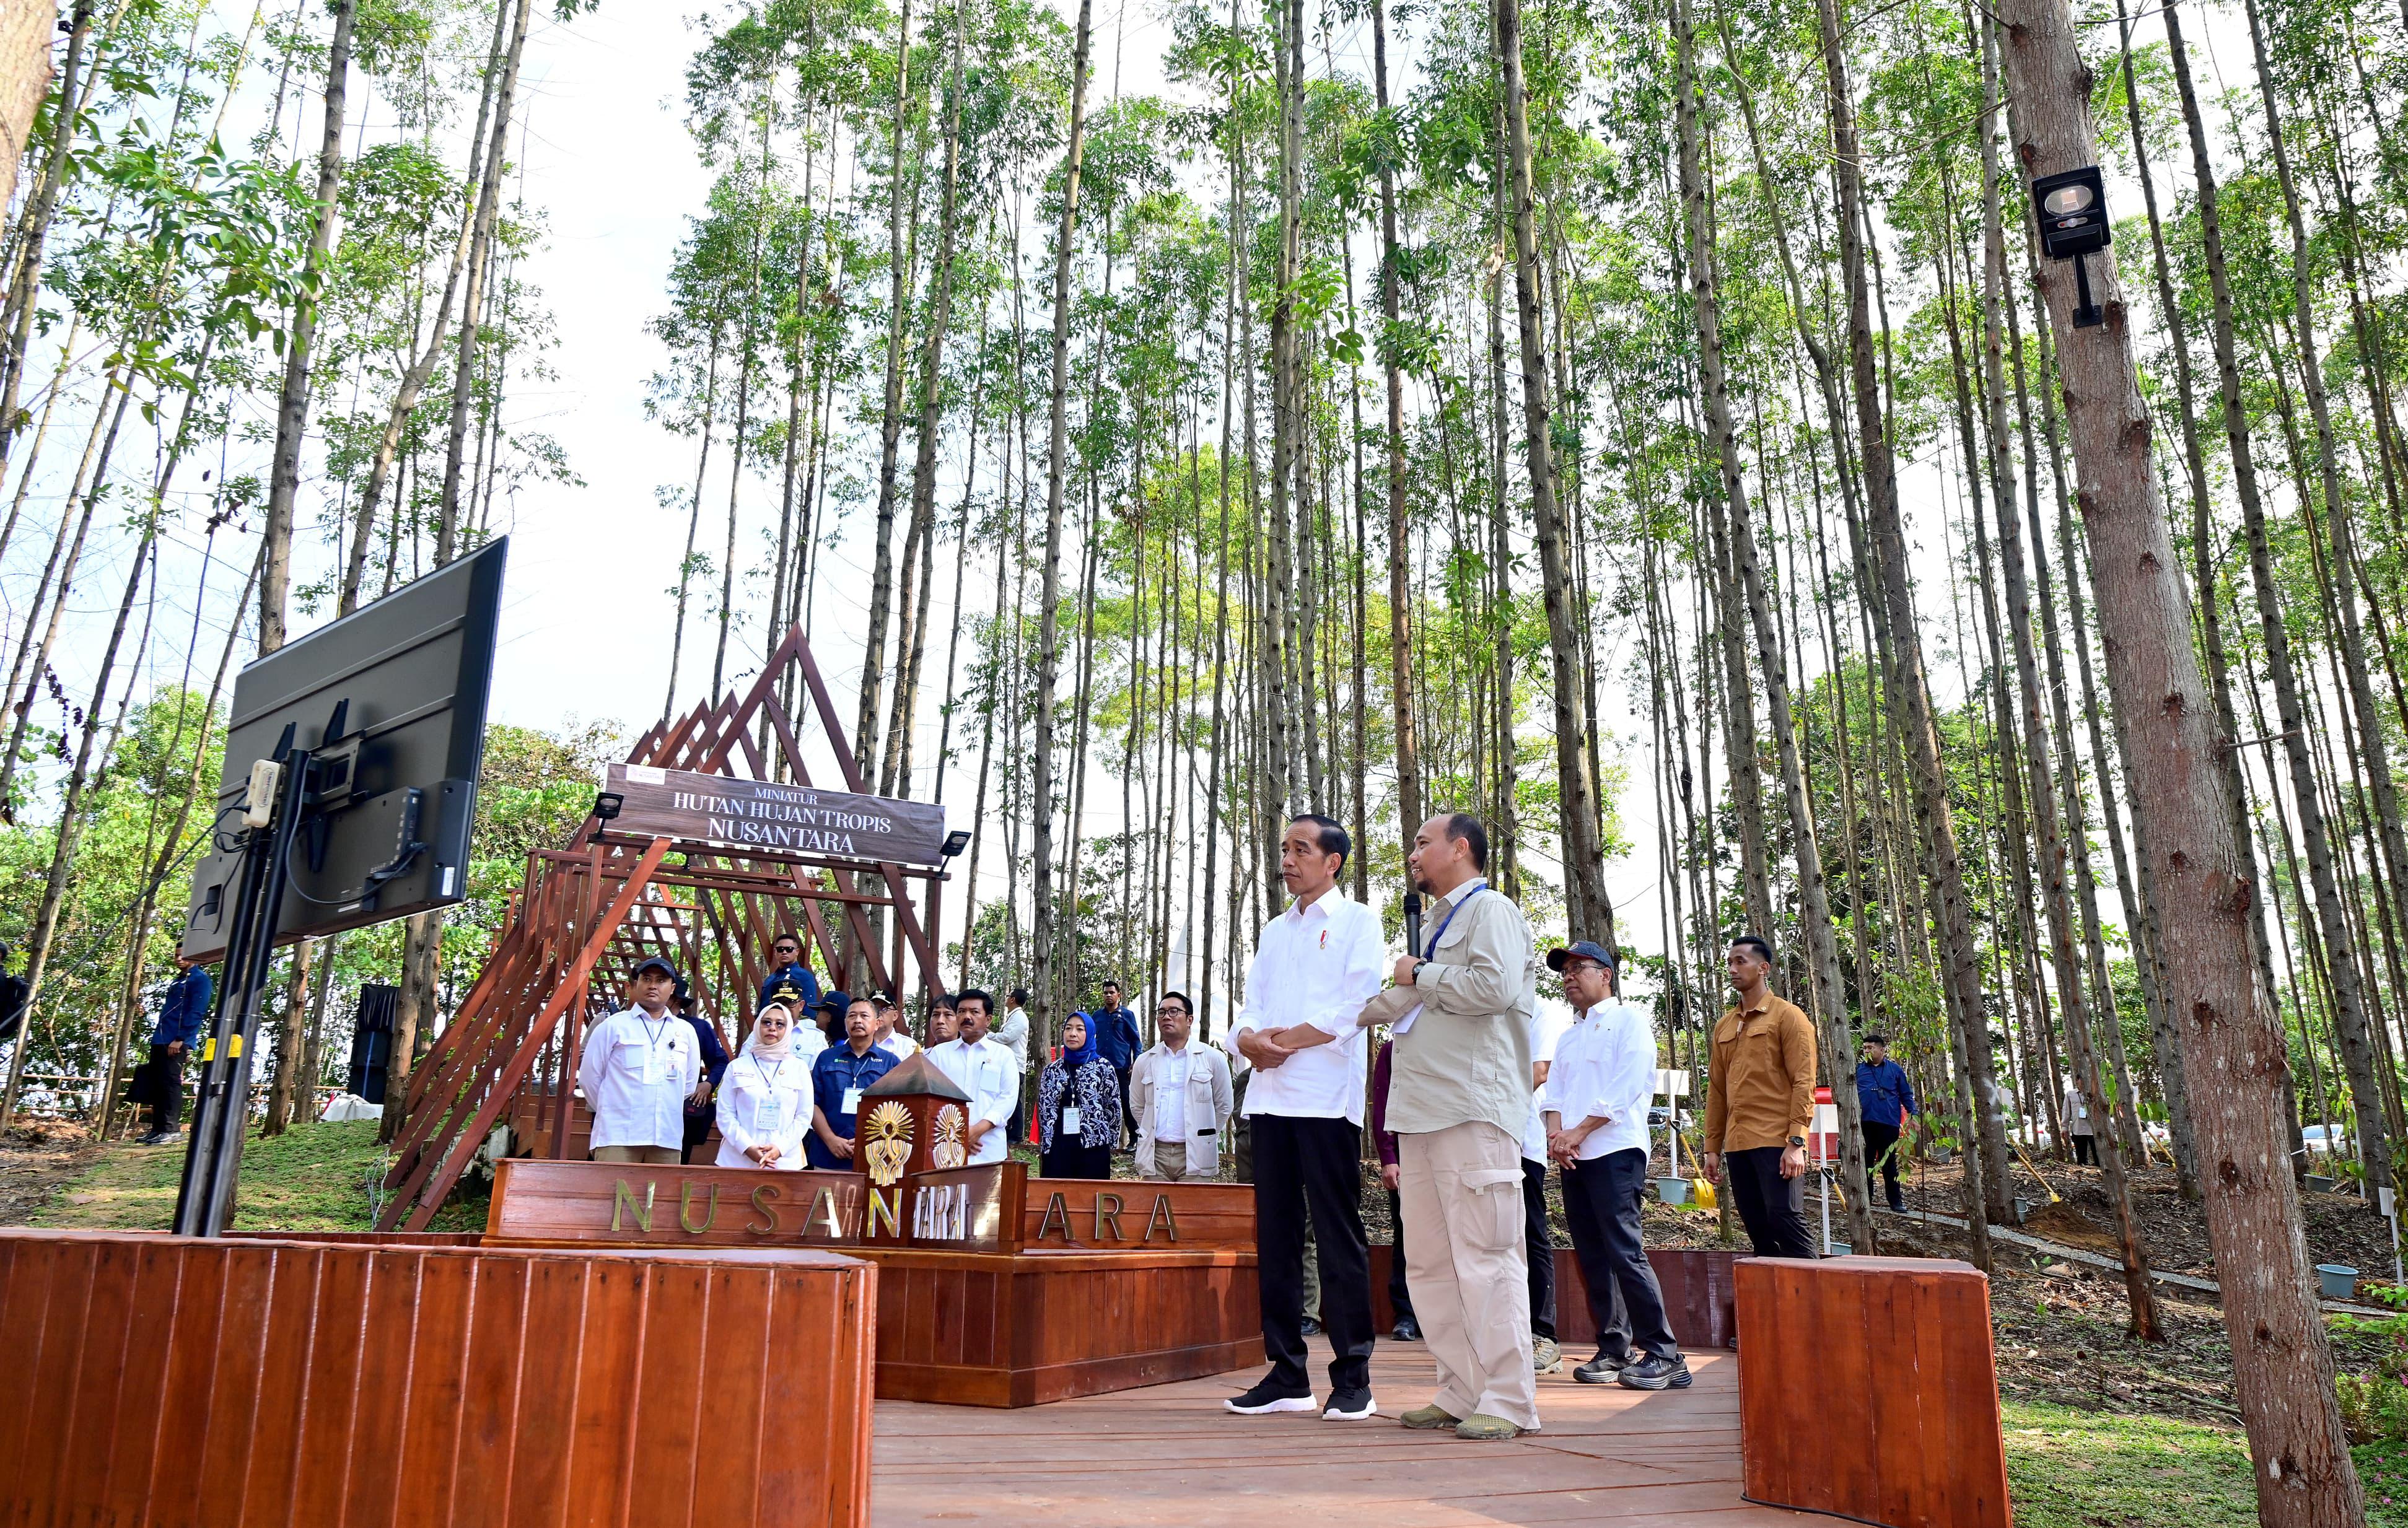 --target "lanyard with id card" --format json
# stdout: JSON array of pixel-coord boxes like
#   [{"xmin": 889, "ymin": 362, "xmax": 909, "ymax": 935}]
[
  {"xmin": 755, "ymin": 1060, "xmax": 788, "ymax": 1133},
  {"xmin": 1391, "ymin": 884, "xmax": 1485, "ymax": 1037}
]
